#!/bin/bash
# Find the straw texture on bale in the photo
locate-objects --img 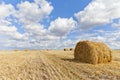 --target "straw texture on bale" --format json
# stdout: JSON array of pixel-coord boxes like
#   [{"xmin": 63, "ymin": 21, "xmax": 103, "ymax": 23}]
[
  {"xmin": 64, "ymin": 48, "xmax": 68, "ymax": 51},
  {"xmin": 74, "ymin": 40, "xmax": 112, "ymax": 64}
]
